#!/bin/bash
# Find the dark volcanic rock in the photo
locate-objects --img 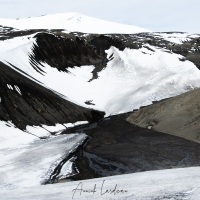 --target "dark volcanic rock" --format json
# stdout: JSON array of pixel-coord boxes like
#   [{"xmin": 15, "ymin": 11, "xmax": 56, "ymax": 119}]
[
  {"xmin": 62, "ymin": 113, "xmax": 200, "ymax": 180},
  {"xmin": 30, "ymin": 32, "xmax": 108, "ymax": 80},
  {"xmin": 0, "ymin": 62, "xmax": 105, "ymax": 129},
  {"xmin": 30, "ymin": 32, "xmax": 131, "ymax": 80}
]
